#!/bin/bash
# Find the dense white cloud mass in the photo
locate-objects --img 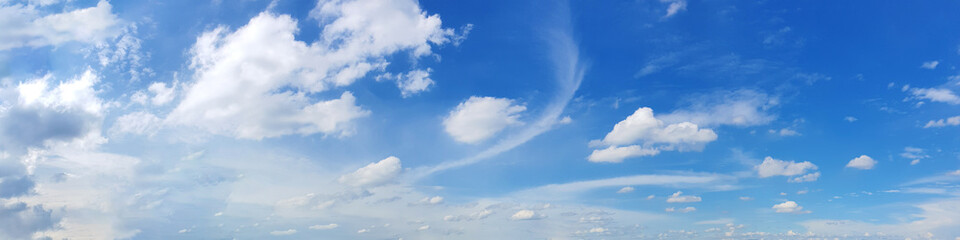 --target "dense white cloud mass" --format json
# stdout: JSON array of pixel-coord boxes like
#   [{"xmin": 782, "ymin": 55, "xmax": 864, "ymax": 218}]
[
  {"xmin": 338, "ymin": 156, "xmax": 402, "ymax": 188},
  {"xmin": 773, "ymin": 201, "xmax": 808, "ymax": 214},
  {"xmin": 0, "ymin": 70, "xmax": 106, "ymax": 150},
  {"xmin": 443, "ymin": 96, "xmax": 526, "ymax": 144},
  {"xmin": 846, "ymin": 155, "xmax": 876, "ymax": 170},
  {"xmin": 924, "ymin": 115, "xmax": 960, "ymax": 128},
  {"xmin": 0, "ymin": 0, "xmax": 119, "ymax": 50},
  {"xmin": 755, "ymin": 157, "xmax": 819, "ymax": 182},
  {"xmin": 601, "ymin": 107, "xmax": 717, "ymax": 146},
  {"xmin": 170, "ymin": 0, "xmax": 463, "ymax": 139},
  {"xmin": 666, "ymin": 191, "xmax": 702, "ymax": 203}
]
